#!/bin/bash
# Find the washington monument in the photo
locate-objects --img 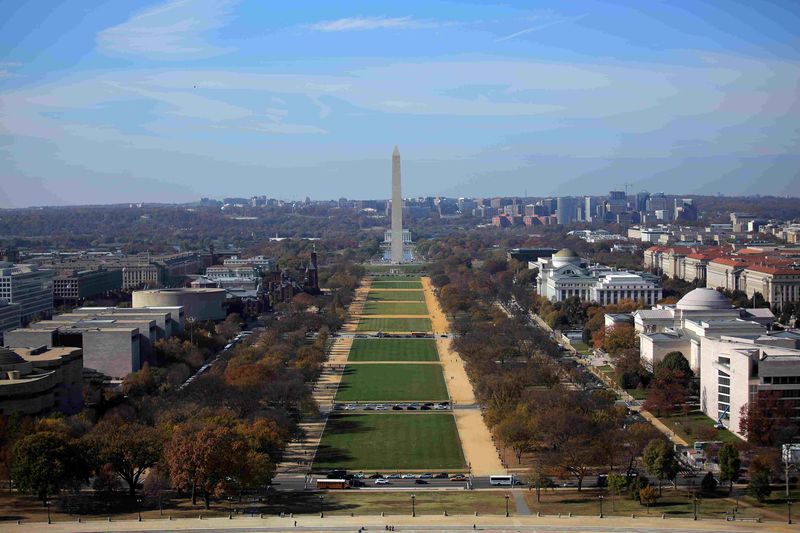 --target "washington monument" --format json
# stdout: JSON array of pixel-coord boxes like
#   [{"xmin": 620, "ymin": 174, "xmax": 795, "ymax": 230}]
[{"xmin": 391, "ymin": 146, "xmax": 403, "ymax": 263}]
